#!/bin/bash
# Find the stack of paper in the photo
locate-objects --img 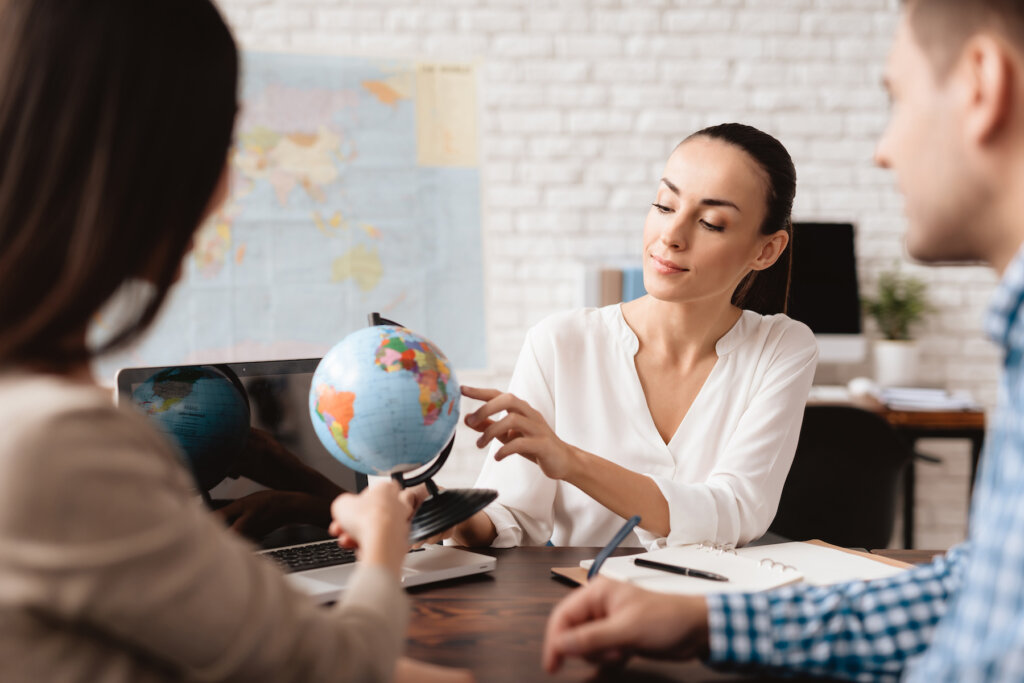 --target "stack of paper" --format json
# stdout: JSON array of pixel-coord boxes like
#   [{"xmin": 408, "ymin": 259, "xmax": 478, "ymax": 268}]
[{"xmin": 880, "ymin": 387, "xmax": 979, "ymax": 411}]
